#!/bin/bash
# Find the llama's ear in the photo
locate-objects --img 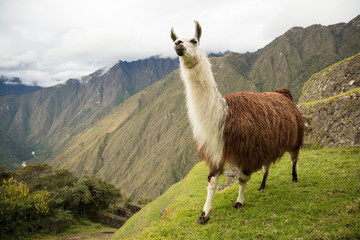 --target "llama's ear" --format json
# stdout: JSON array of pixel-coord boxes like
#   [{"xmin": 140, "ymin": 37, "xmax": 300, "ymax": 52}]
[
  {"xmin": 171, "ymin": 27, "xmax": 178, "ymax": 42},
  {"xmin": 194, "ymin": 20, "xmax": 202, "ymax": 42}
]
